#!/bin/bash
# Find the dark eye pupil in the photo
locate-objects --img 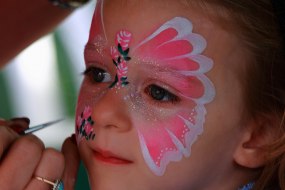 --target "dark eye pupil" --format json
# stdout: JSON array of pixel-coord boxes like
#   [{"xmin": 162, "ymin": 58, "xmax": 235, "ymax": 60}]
[
  {"xmin": 92, "ymin": 68, "xmax": 105, "ymax": 82},
  {"xmin": 150, "ymin": 85, "xmax": 166, "ymax": 100}
]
